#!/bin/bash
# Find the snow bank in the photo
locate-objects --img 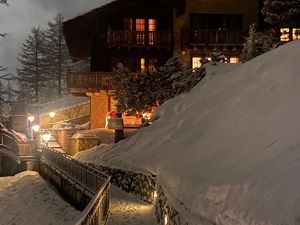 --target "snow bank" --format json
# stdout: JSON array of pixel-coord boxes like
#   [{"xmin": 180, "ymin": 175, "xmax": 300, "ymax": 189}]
[
  {"xmin": 0, "ymin": 171, "xmax": 80, "ymax": 225},
  {"xmin": 76, "ymin": 41, "xmax": 300, "ymax": 225}
]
